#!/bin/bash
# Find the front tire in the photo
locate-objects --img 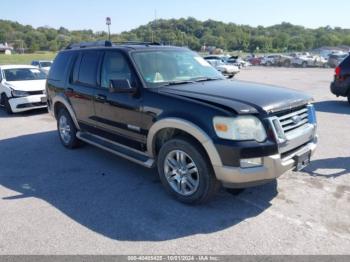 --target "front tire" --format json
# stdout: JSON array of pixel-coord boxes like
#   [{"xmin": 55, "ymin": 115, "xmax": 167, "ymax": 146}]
[
  {"xmin": 157, "ymin": 137, "xmax": 220, "ymax": 204},
  {"xmin": 1, "ymin": 93, "xmax": 13, "ymax": 114},
  {"xmin": 57, "ymin": 108, "xmax": 80, "ymax": 149}
]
